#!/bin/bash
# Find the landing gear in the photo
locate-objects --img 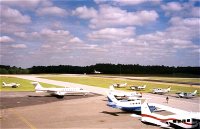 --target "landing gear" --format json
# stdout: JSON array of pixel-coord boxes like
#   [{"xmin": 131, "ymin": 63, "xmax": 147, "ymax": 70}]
[{"xmin": 56, "ymin": 95, "xmax": 64, "ymax": 99}]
